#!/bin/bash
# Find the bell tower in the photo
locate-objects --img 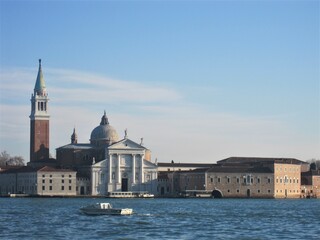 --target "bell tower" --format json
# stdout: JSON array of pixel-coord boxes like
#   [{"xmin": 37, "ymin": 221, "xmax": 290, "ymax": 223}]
[{"xmin": 30, "ymin": 59, "xmax": 50, "ymax": 162}]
